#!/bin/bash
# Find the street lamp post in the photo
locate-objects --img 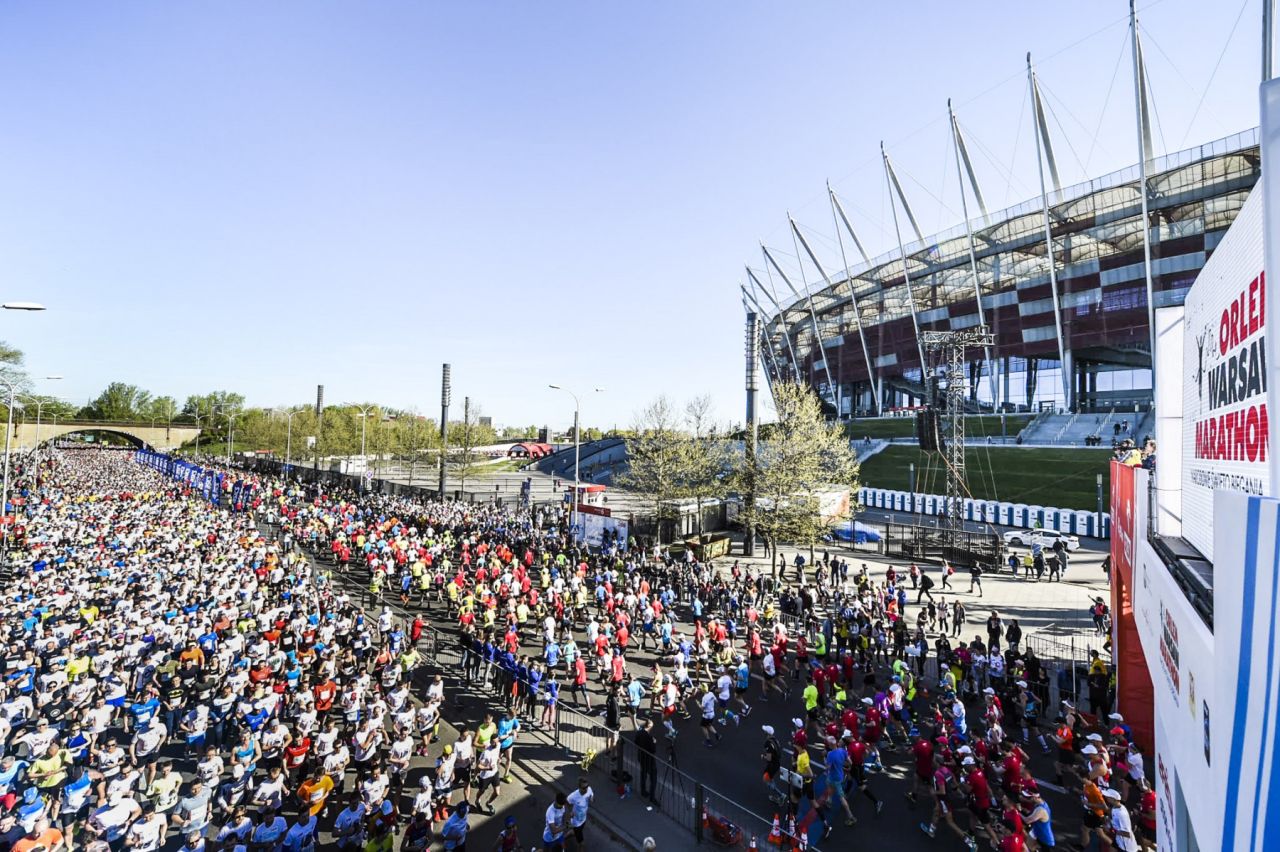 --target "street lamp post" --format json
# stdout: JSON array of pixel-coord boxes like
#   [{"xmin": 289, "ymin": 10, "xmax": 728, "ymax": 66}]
[
  {"xmin": 283, "ymin": 409, "xmax": 298, "ymax": 467},
  {"xmin": 548, "ymin": 385, "xmax": 602, "ymax": 542},
  {"xmin": 355, "ymin": 406, "xmax": 375, "ymax": 491},
  {"xmin": 27, "ymin": 378, "xmax": 62, "ymax": 451},
  {"xmin": 226, "ymin": 411, "xmax": 242, "ymax": 465},
  {"xmin": 0, "ymin": 382, "xmax": 22, "ymax": 565},
  {"xmin": 192, "ymin": 412, "xmax": 205, "ymax": 456},
  {"xmin": 193, "ymin": 403, "xmax": 225, "ymax": 460}
]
